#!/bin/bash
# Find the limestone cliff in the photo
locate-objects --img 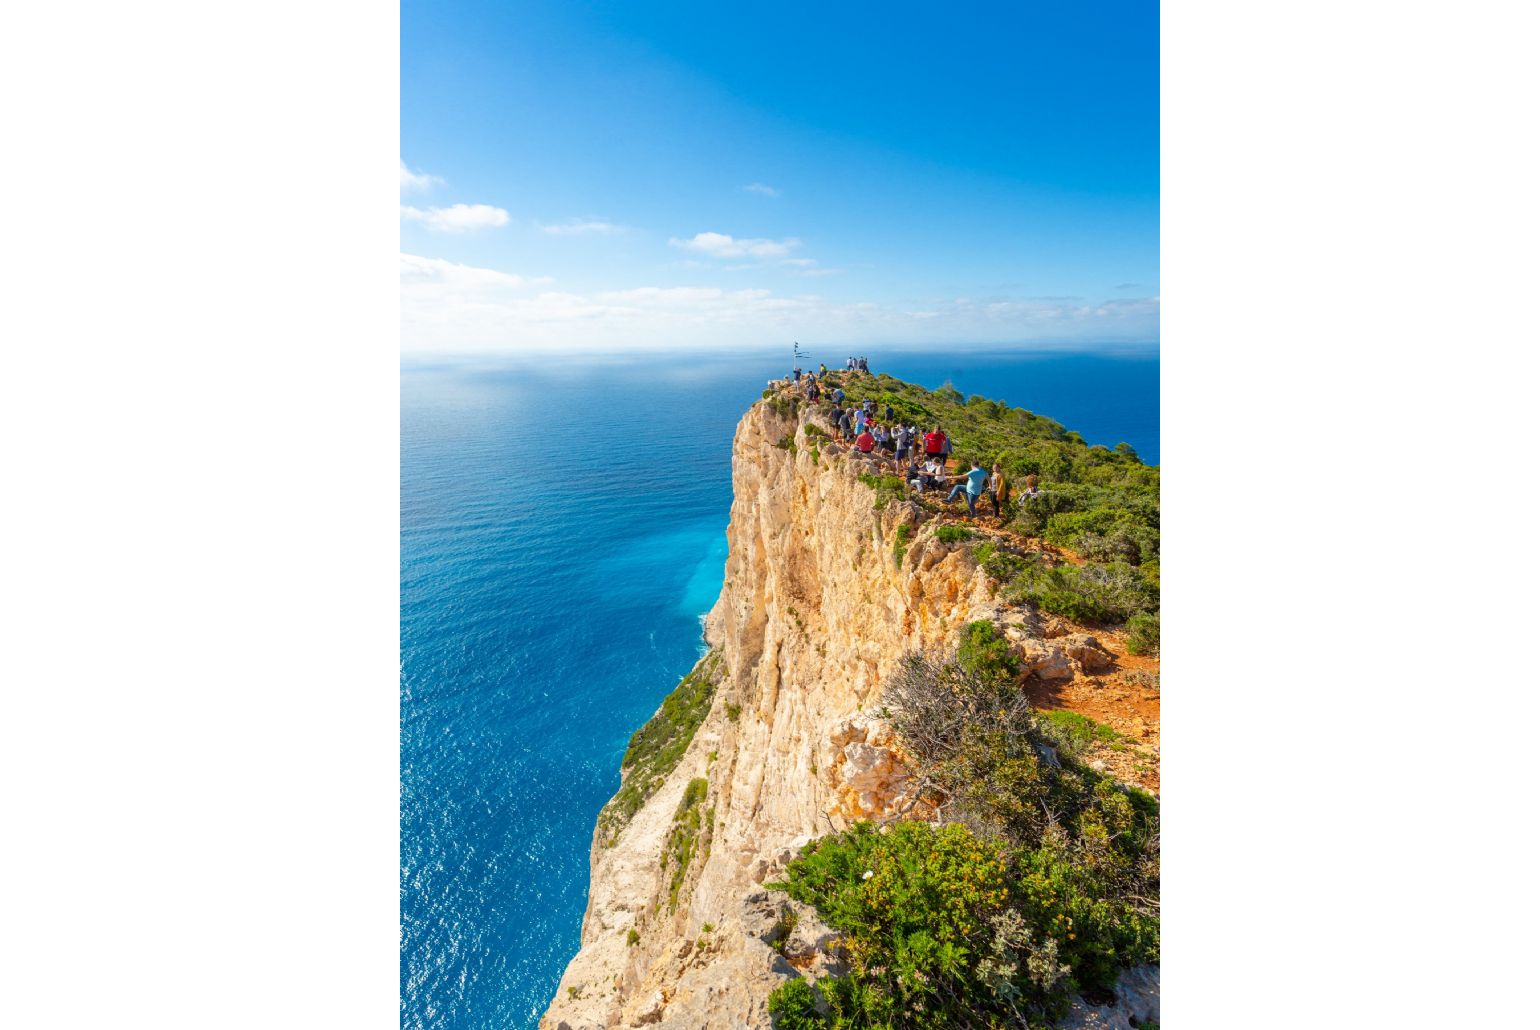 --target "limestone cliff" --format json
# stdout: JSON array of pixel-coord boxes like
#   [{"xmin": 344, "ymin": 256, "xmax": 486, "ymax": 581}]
[{"xmin": 540, "ymin": 393, "xmax": 1153, "ymax": 1030}]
